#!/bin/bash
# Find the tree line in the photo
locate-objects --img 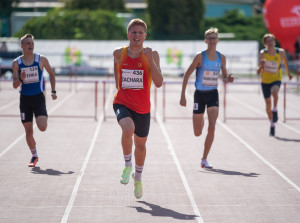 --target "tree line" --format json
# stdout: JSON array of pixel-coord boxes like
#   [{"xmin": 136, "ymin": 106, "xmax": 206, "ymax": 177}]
[{"xmin": 5, "ymin": 0, "xmax": 267, "ymax": 45}]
